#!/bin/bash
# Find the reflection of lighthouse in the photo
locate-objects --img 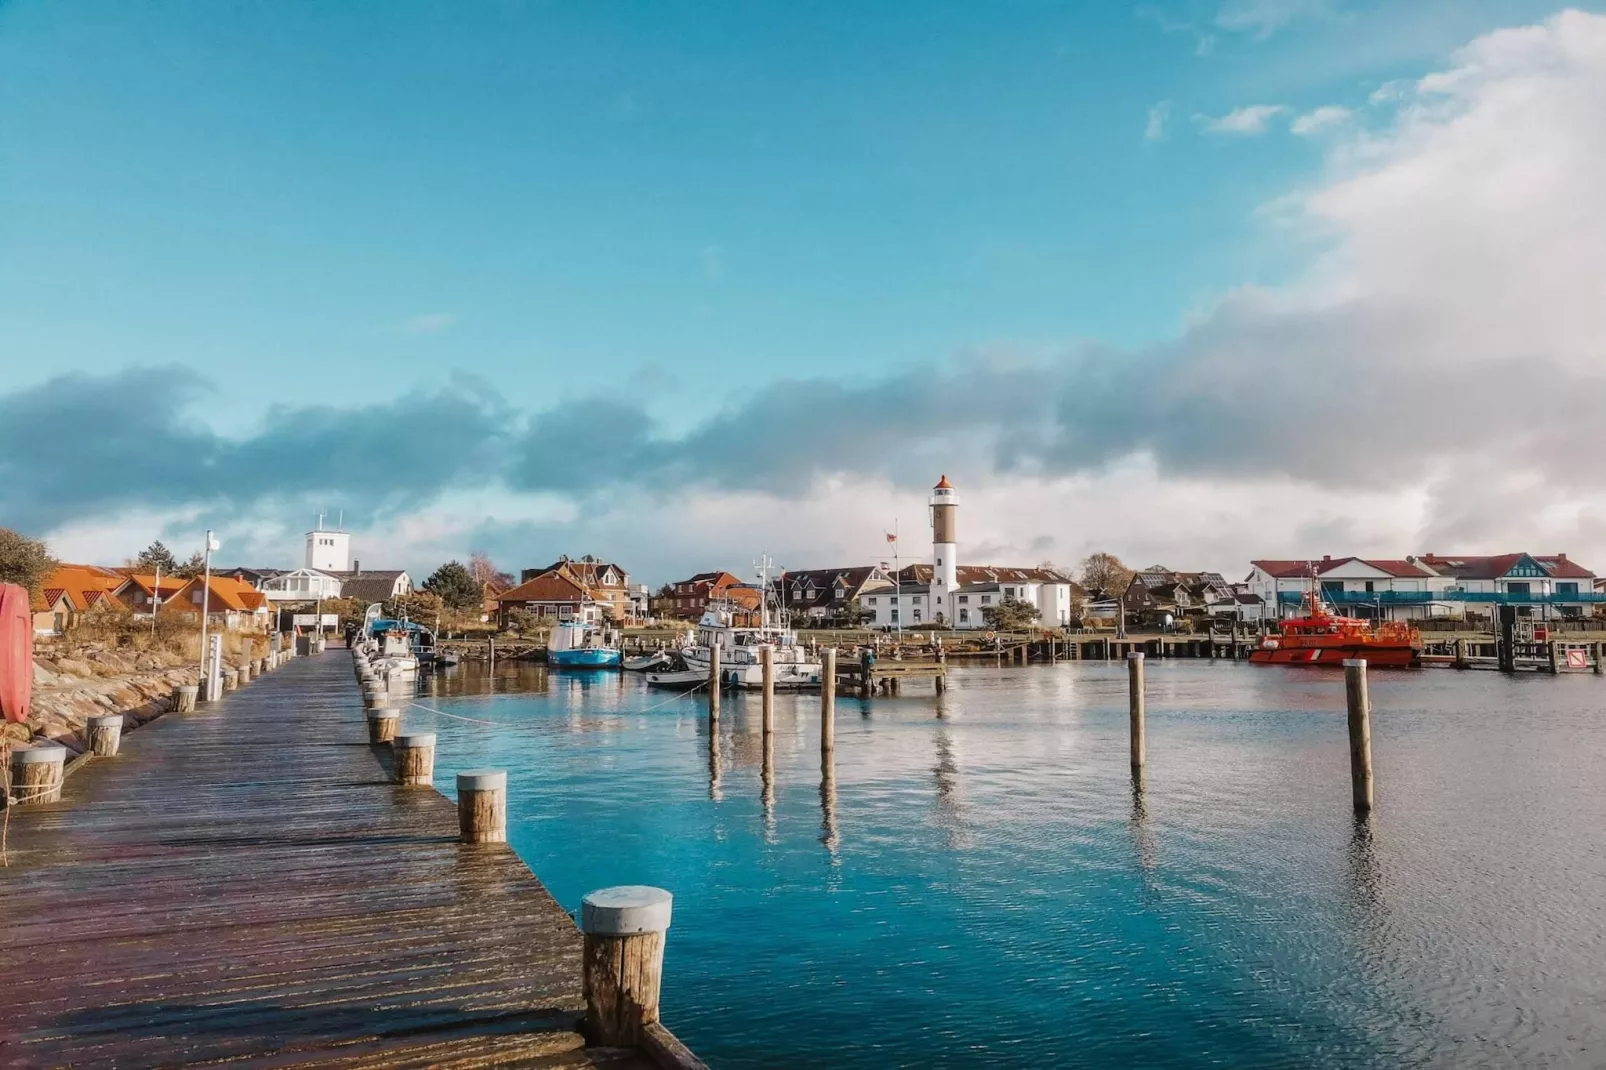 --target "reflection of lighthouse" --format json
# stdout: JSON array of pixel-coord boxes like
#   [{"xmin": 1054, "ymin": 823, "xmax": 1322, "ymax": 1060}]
[{"xmin": 930, "ymin": 475, "xmax": 958, "ymax": 622}]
